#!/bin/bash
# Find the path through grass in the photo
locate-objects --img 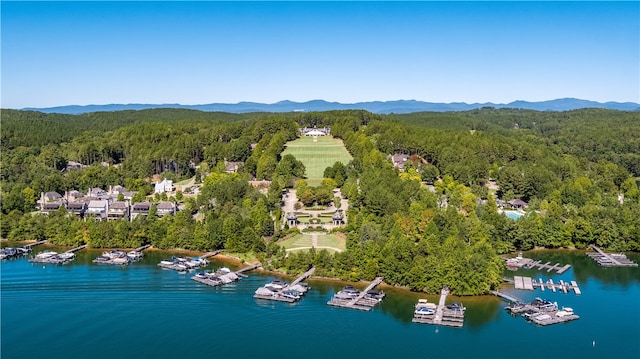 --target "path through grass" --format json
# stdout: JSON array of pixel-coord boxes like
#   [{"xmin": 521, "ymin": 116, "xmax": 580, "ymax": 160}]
[{"xmin": 278, "ymin": 233, "xmax": 346, "ymax": 253}]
